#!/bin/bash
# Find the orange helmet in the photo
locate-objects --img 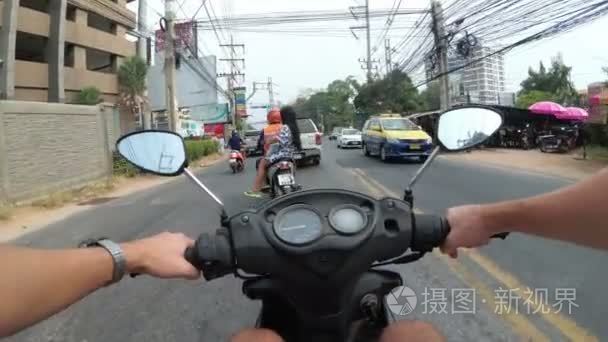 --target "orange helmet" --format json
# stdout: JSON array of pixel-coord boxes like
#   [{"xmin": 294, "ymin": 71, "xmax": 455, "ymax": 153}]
[{"xmin": 267, "ymin": 107, "xmax": 282, "ymax": 124}]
